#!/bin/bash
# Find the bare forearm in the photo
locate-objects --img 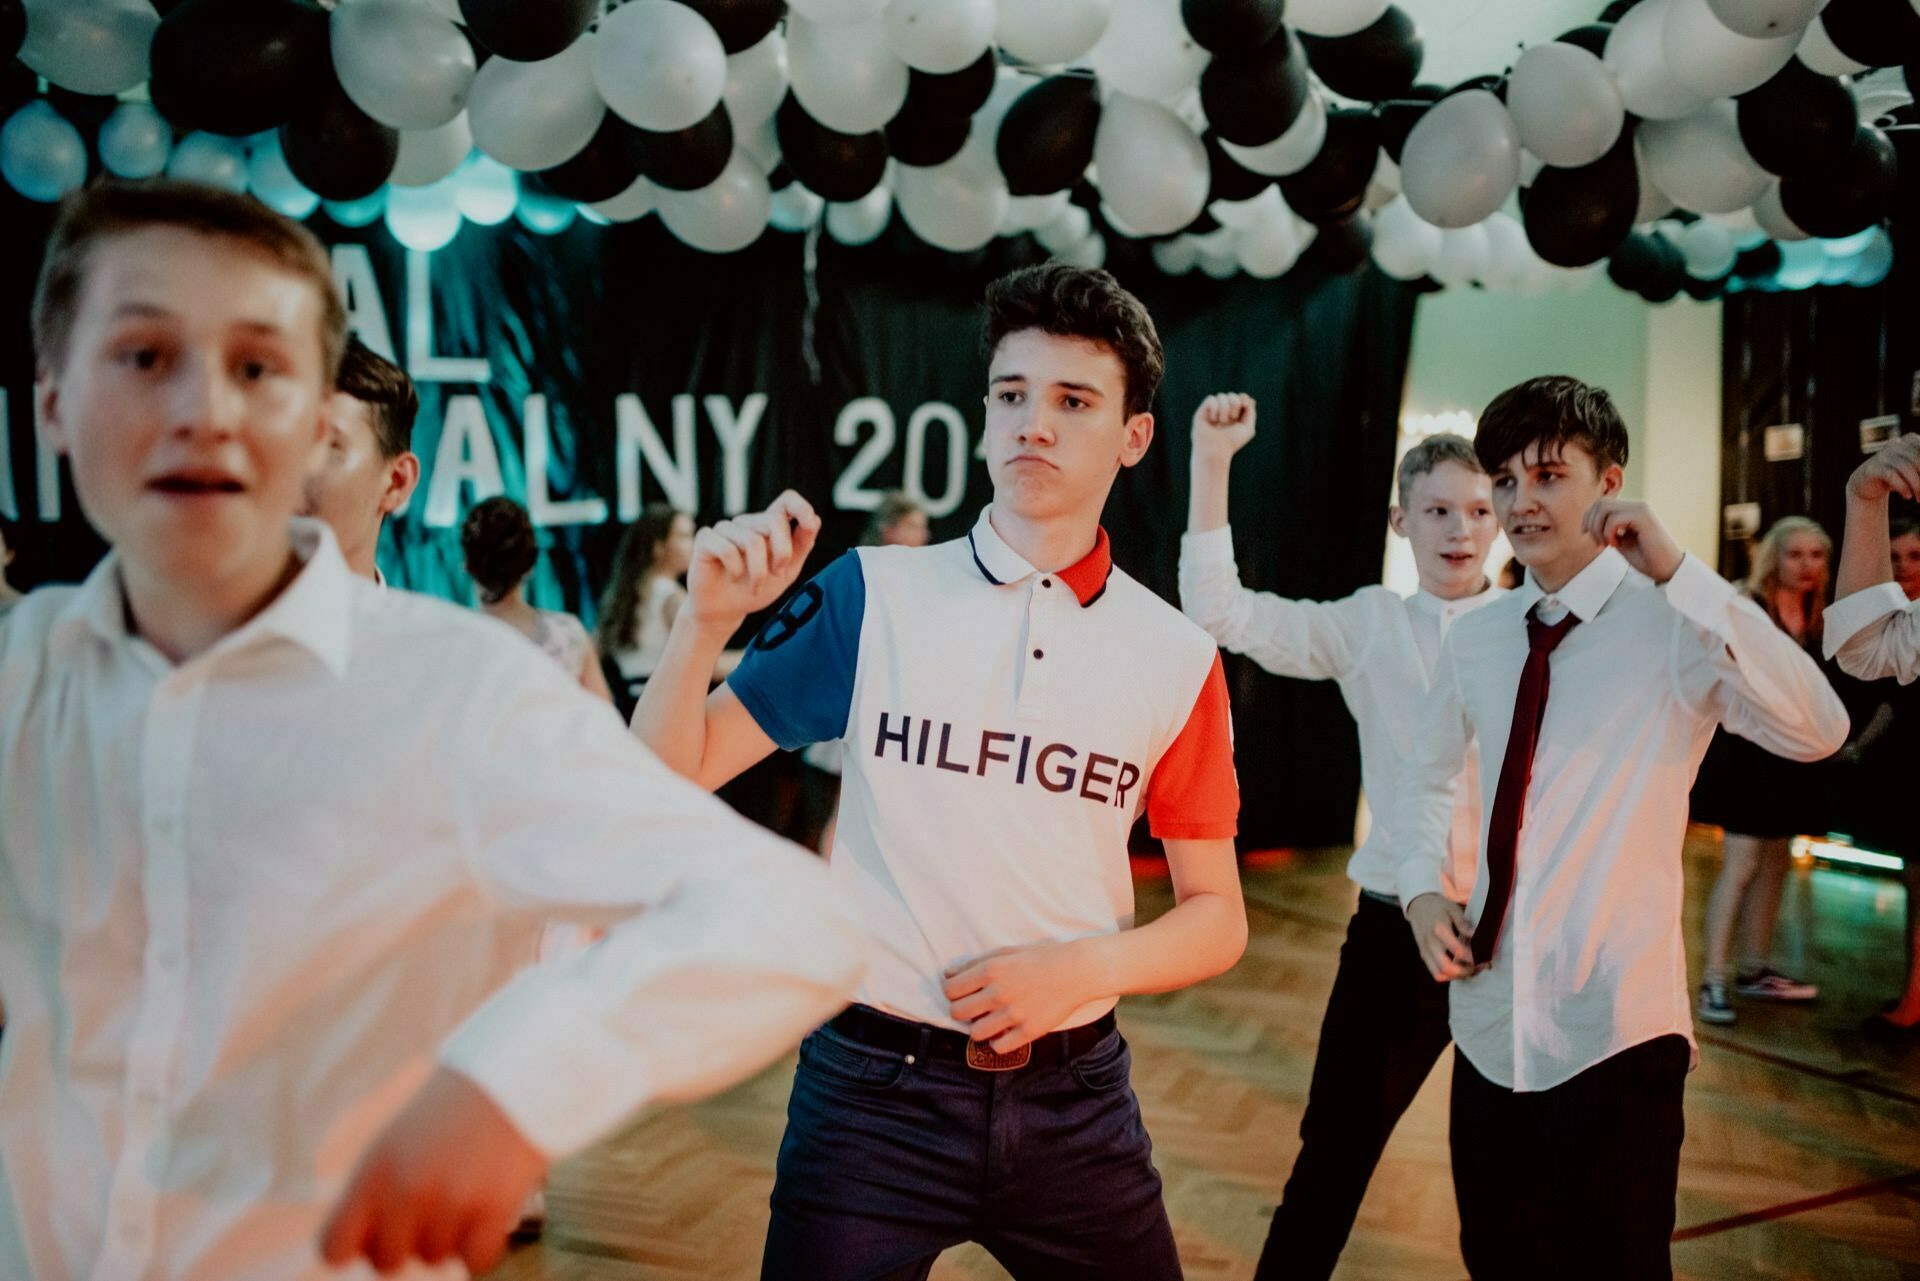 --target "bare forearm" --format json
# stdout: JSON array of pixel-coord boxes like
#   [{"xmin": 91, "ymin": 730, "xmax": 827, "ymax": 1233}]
[
  {"xmin": 1071, "ymin": 891, "xmax": 1247, "ymax": 999},
  {"xmin": 630, "ymin": 615, "xmax": 734, "ymax": 779},
  {"xmin": 1188, "ymin": 456, "xmax": 1232, "ymax": 534},
  {"xmin": 1838, "ymin": 492, "xmax": 1894, "ymax": 600}
]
